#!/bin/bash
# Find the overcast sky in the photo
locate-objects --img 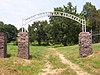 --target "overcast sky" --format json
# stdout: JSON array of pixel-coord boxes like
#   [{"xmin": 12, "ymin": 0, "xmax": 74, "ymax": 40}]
[{"xmin": 0, "ymin": 0, "xmax": 100, "ymax": 29}]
